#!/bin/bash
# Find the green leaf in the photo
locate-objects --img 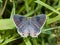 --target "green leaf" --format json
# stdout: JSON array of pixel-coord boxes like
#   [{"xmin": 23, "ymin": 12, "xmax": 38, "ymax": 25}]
[{"xmin": 0, "ymin": 19, "xmax": 15, "ymax": 30}]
